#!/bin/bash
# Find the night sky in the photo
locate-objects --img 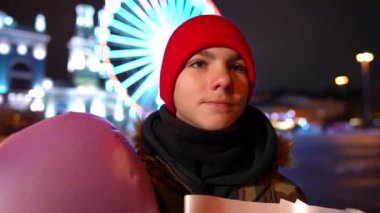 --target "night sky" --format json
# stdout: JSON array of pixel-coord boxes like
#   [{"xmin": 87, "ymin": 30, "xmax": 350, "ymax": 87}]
[{"xmin": 1, "ymin": 0, "xmax": 379, "ymax": 95}]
